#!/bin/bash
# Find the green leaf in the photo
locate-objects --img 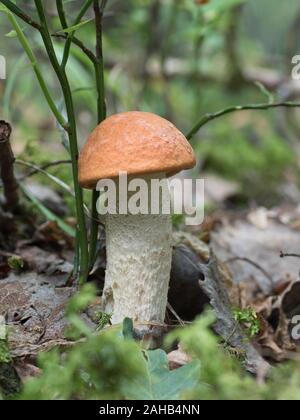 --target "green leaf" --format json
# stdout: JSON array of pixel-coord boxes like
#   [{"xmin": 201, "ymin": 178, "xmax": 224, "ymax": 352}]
[
  {"xmin": 0, "ymin": 341, "xmax": 11, "ymax": 364},
  {"xmin": 127, "ymin": 349, "xmax": 200, "ymax": 400},
  {"xmin": 122, "ymin": 318, "xmax": 134, "ymax": 340},
  {"xmin": 56, "ymin": 18, "xmax": 94, "ymax": 35},
  {"xmin": 5, "ymin": 30, "xmax": 18, "ymax": 38}
]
